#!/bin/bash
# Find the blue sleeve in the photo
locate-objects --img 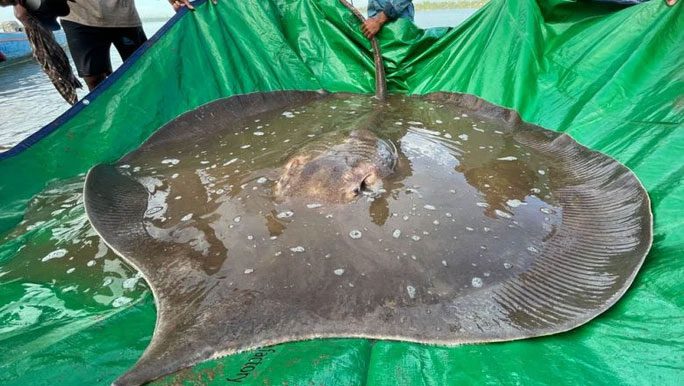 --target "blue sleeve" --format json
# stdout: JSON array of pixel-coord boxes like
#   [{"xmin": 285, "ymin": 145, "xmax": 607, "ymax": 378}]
[{"xmin": 382, "ymin": 0, "xmax": 412, "ymax": 20}]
